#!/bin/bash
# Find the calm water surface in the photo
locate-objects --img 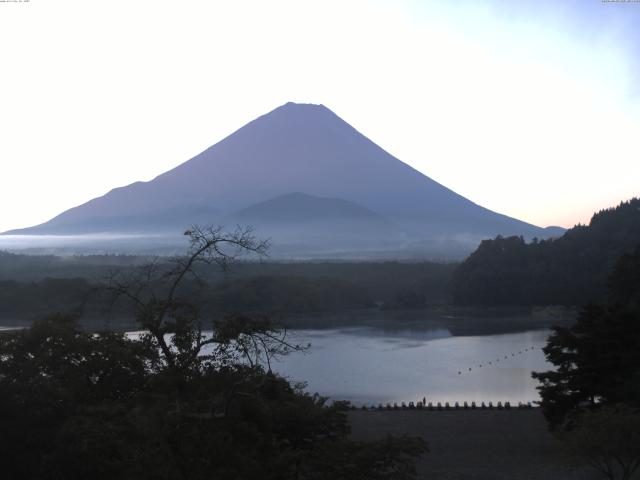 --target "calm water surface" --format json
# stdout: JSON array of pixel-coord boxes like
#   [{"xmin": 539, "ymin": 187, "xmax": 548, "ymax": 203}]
[
  {"xmin": 118, "ymin": 325, "xmax": 551, "ymax": 406},
  {"xmin": 271, "ymin": 327, "xmax": 551, "ymax": 406},
  {"xmin": 3, "ymin": 319, "xmax": 551, "ymax": 405}
]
